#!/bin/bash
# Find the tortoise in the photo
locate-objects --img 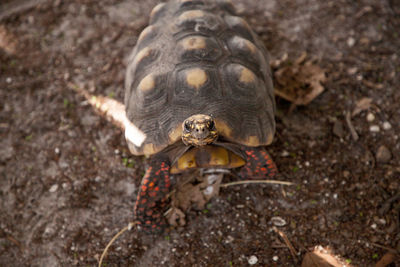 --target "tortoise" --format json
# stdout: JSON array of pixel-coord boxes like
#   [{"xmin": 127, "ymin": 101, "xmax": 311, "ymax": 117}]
[{"xmin": 124, "ymin": 0, "xmax": 277, "ymax": 233}]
